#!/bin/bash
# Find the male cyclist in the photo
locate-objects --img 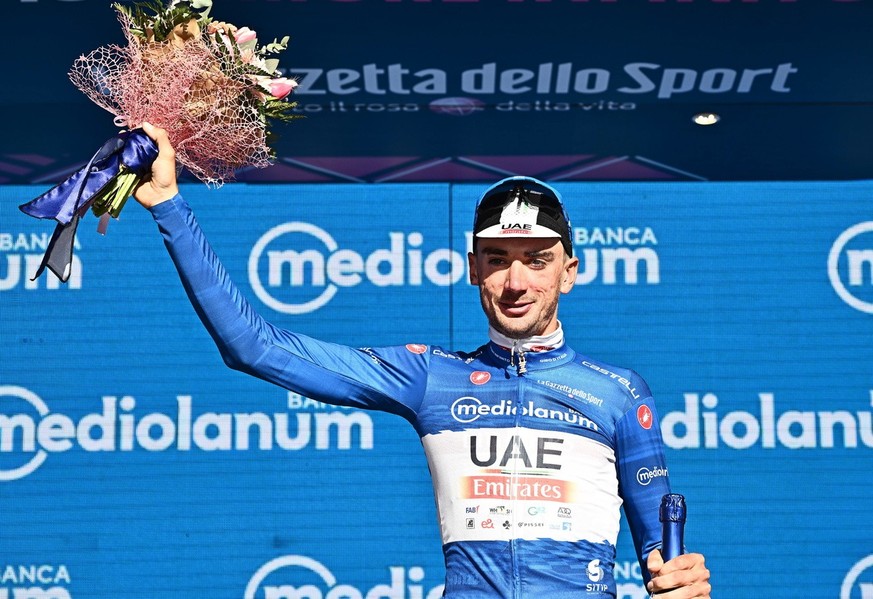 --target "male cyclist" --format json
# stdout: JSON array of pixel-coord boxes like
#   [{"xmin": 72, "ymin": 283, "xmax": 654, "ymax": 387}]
[{"xmin": 134, "ymin": 122, "xmax": 711, "ymax": 599}]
